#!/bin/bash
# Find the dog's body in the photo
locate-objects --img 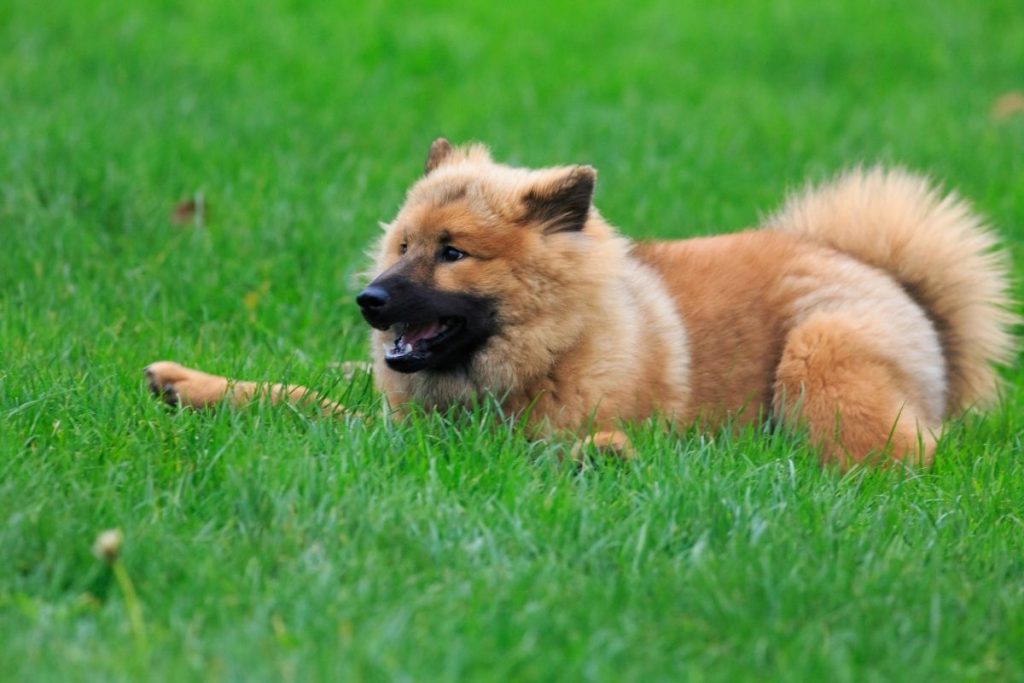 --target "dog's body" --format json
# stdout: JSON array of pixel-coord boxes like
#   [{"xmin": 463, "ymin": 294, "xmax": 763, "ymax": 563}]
[{"xmin": 147, "ymin": 140, "xmax": 1015, "ymax": 466}]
